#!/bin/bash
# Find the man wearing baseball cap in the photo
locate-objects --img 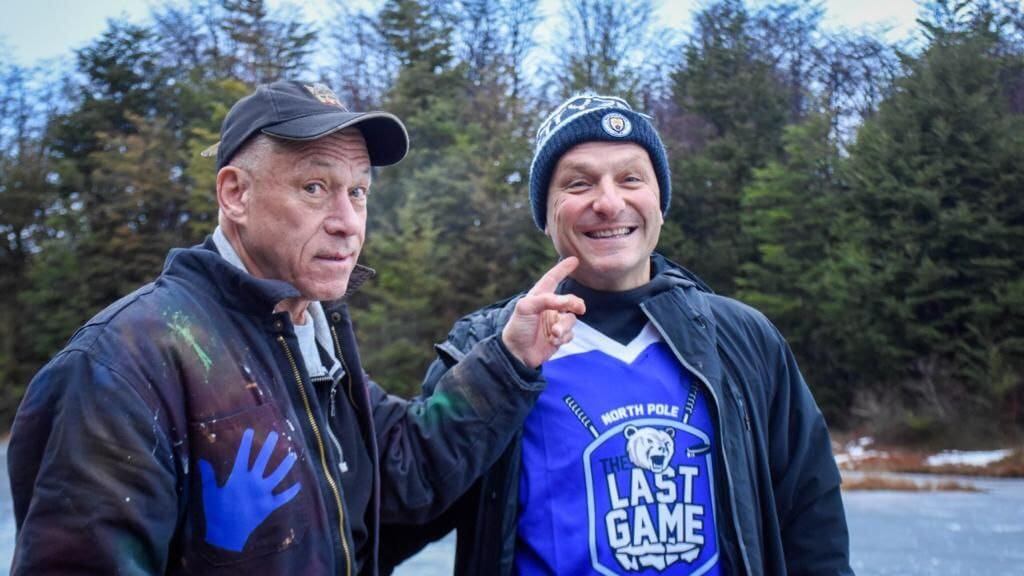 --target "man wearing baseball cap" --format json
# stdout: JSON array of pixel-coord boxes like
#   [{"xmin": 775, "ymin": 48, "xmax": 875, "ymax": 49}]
[
  {"xmin": 395, "ymin": 94, "xmax": 852, "ymax": 575},
  {"xmin": 8, "ymin": 80, "xmax": 585, "ymax": 575}
]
